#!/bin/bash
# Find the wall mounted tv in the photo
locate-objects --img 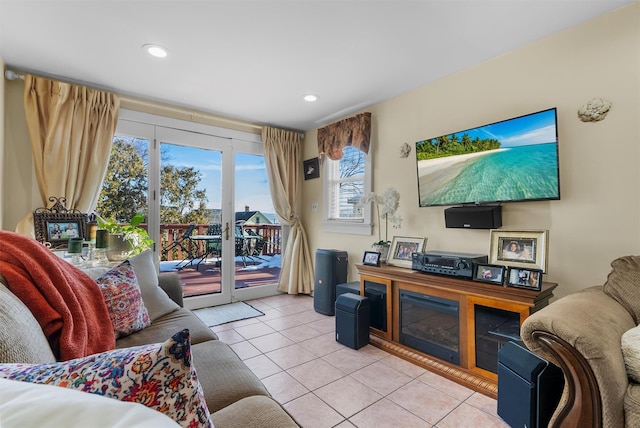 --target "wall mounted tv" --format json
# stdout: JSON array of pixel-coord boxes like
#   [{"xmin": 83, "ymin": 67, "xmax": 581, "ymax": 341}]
[{"xmin": 416, "ymin": 108, "xmax": 560, "ymax": 207}]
